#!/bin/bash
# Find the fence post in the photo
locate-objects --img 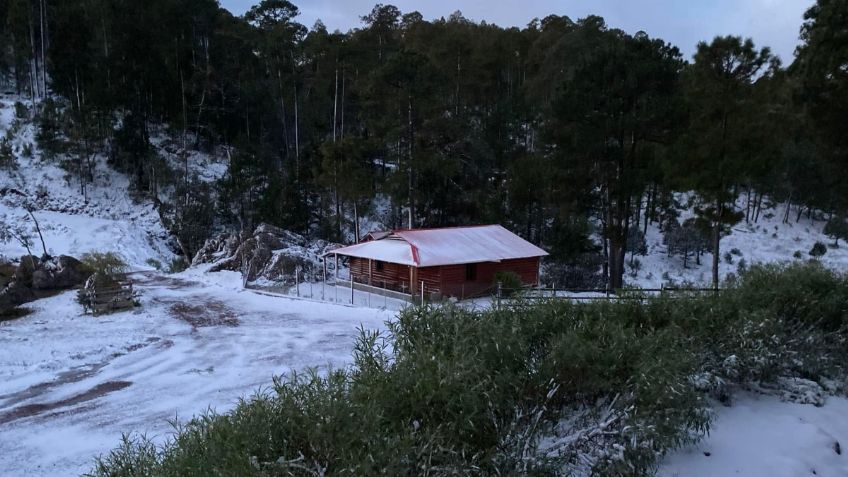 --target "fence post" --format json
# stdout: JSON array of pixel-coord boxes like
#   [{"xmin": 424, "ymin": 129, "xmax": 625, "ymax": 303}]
[
  {"xmin": 496, "ymin": 281, "xmax": 502, "ymax": 309},
  {"xmin": 420, "ymin": 280, "xmax": 424, "ymax": 305},
  {"xmin": 350, "ymin": 276, "xmax": 354, "ymax": 304},
  {"xmin": 295, "ymin": 266, "xmax": 300, "ymax": 297}
]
